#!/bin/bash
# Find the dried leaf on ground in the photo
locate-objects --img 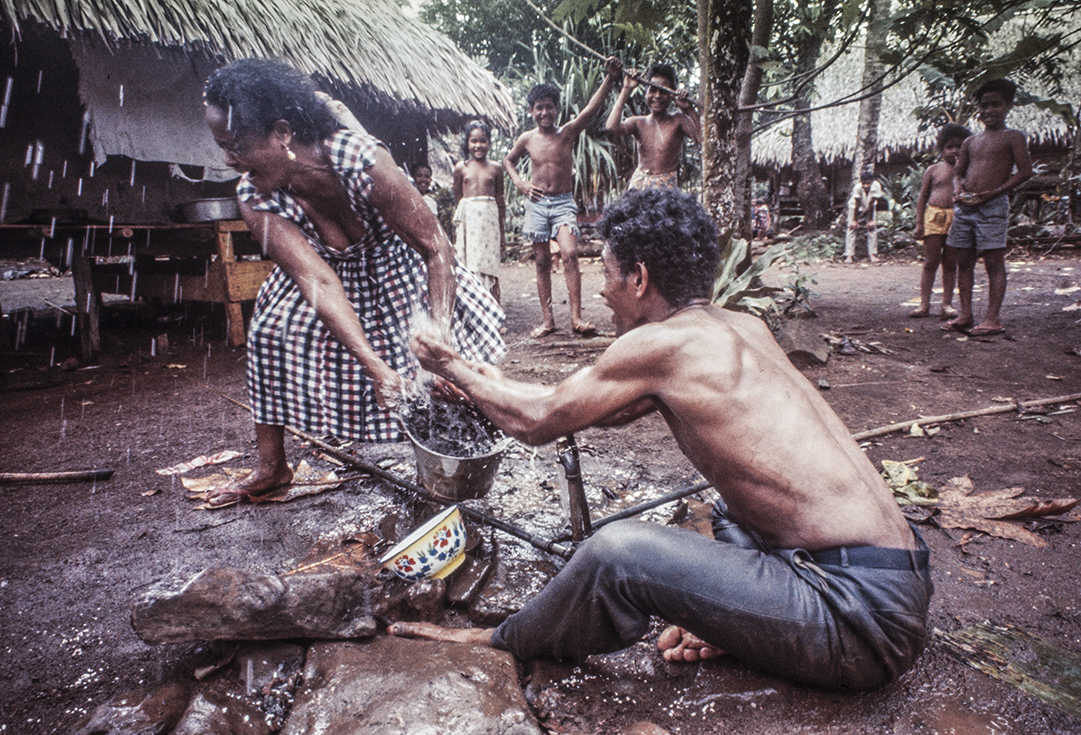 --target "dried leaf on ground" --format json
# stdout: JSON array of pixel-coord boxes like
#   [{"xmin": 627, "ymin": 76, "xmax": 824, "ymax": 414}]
[
  {"xmin": 155, "ymin": 449, "xmax": 242, "ymax": 476},
  {"xmin": 181, "ymin": 460, "xmax": 341, "ymax": 510}
]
